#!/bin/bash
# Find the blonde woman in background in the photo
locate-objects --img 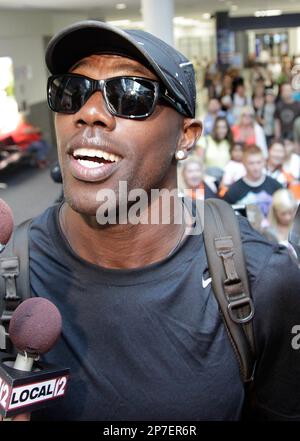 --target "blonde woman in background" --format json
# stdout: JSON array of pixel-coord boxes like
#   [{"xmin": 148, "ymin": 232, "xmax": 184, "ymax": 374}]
[
  {"xmin": 266, "ymin": 189, "xmax": 298, "ymax": 249},
  {"xmin": 178, "ymin": 158, "xmax": 217, "ymax": 201}
]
